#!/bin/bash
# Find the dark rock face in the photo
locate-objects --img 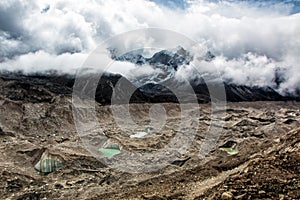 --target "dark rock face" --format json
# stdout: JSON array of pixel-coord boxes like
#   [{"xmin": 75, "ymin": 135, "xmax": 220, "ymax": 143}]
[
  {"xmin": 0, "ymin": 72, "xmax": 73, "ymax": 103},
  {"xmin": 0, "ymin": 72, "xmax": 148, "ymax": 104},
  {"xmin": 139, "ymin": 81, "xmax": 295, "ymax": 103},
  {"xmin": 0, "ymin": 71, "xmax": 298, "ymax": 104},
  {"xmin": 72, "ymin": 73, "xmax": 148, "ymax": 104},
  {"xmin": 223, "ymin": 84, "xmax": 286, "ymax": 102}
]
